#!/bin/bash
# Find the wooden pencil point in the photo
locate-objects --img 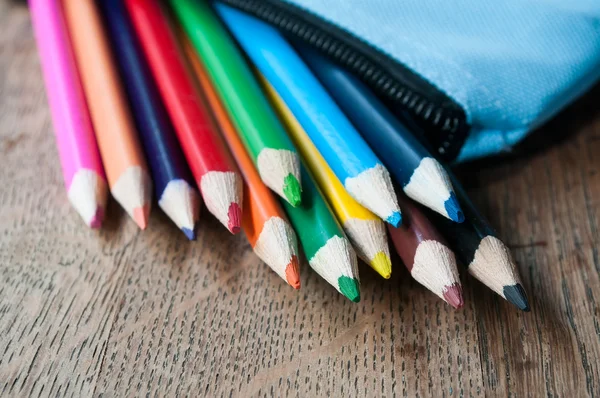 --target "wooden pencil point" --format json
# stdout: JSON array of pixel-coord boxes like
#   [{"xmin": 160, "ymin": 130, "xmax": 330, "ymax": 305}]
[
  {"xmin": 411, "ymin": 240, "xmax": 462, "ymax": 305},
  {"xmin": 343, "ymin": 218, "xmax": 391, "ymax": 278},
  {"xmin": 403, "ymin": 157, "xmax": 464, "ymax": 222},
  {"xmin": 345, "ymin": 164, "xmax": 402, "ymax": 227},
  {"xmin": 252, "ymin": 217, "xmax": 300, "ymax": 287},
  {"xmin": 469, "ymin": 235, "xmax": 529, "ymax": 311},
  {"xmin": 158, "ymin": 179, "xmax": 201, "ymax": 238},
  {"xmin": 257, "ymin": 148, "xmax": 301, "ymax": 205},
  {"xmin": 199, "ymin": 171, "xmax": 243, "ymax": 234},
  {"xmin": 67, "ymin": 169, "xmax": 108, "ymax": 228},
  {"xmin": 310, "ymin": 235, "xmax": 360, "ymax": 302},
  {"xmin": 111, "ymin": 166, "xmax": 153, "ymax": 229}
]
